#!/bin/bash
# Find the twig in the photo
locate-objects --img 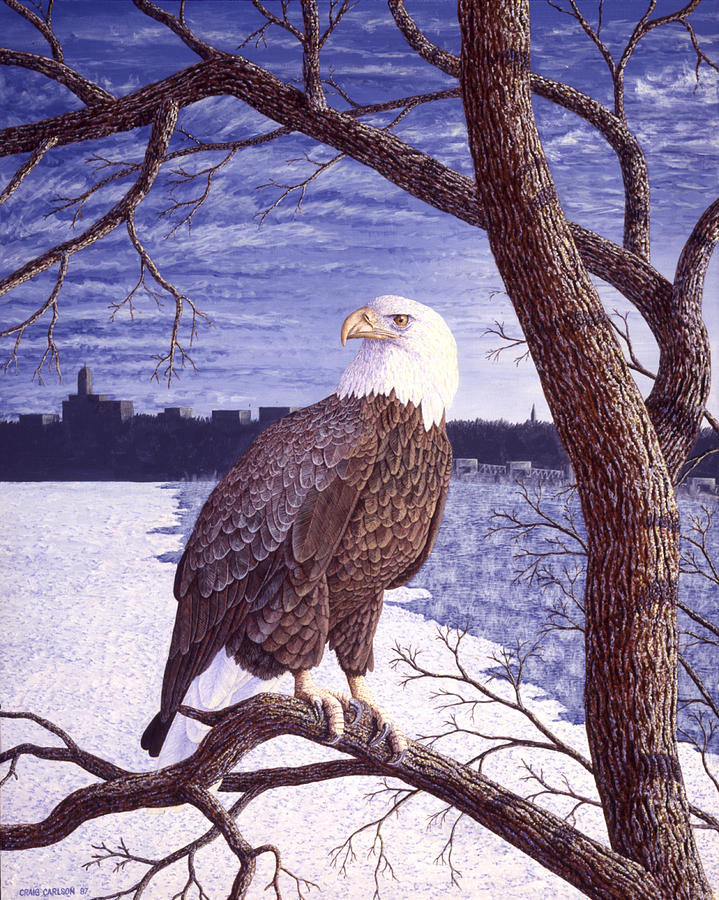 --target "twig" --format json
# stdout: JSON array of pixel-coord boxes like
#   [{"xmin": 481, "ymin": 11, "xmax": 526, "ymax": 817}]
[
  {"xmin": 1, "ymin": 252, "xmax": 68, "ymax": 381},
  {"xmin": 484, "ymin": 319, "xmax": 530, "ymax": 365},
  {"xmin": 162, "ymin": 148, "xmax": 238, "ymax": 237},
  {"xmin": 125, "ymin": 211, "xmax": 210, "ymax": 384},
  {"xmin": 609, "ymin": 310, "xmax": 656, "ymax": 379}
]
